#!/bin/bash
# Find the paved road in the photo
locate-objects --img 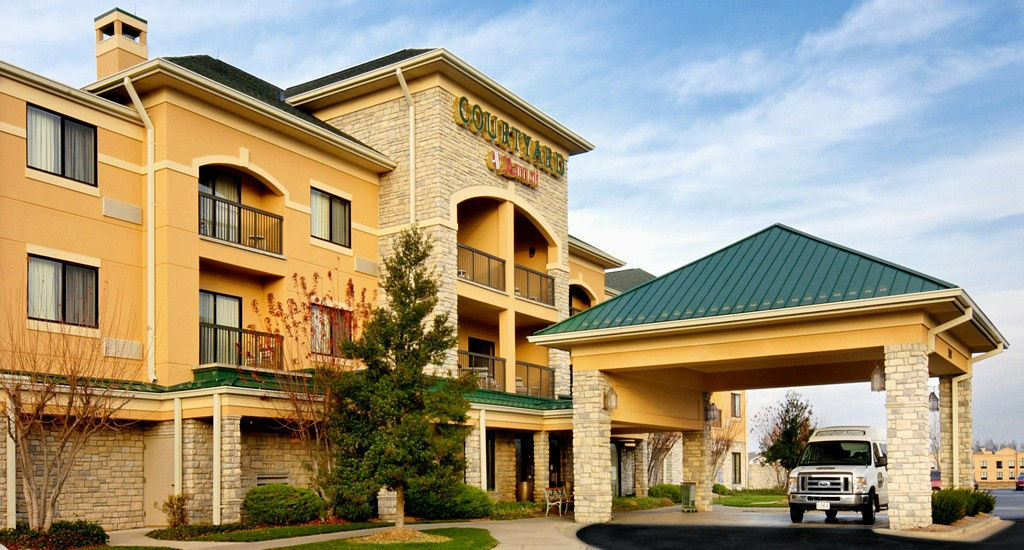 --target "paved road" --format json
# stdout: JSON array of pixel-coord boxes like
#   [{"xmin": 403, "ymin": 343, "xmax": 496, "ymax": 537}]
[{"xmin": 578, "ymin": 491, "xmax": 1024, "ymax": 549}]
